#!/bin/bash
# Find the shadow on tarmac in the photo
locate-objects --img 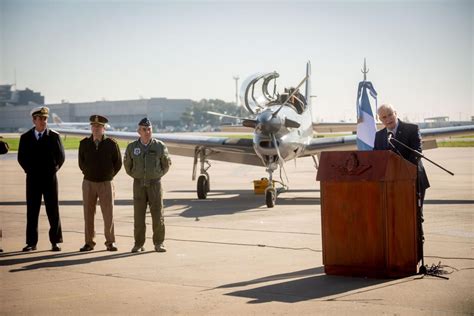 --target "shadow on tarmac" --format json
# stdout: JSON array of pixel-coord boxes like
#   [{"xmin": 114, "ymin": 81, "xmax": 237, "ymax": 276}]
[
  {"xmin": 1, "ymin": 197, "xmax": 472, "ymax": 207},
  {"xmin": 0, "ymin": 189, "xmax": 322, "ymax": 218},
  {"xmin": 1, "ymin": 250, "xmax": 154, "ymax": 272},
  {"xmin": 218, "ymin": 267, "xmax": 393, "ymax": 303},
  {"xmin": 170, "ymin": 191, "xmax": 321, "ymax": 218},
  {"xmin": 0, "ymin": 250, "xmax": 108, "ymax": 265}
]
